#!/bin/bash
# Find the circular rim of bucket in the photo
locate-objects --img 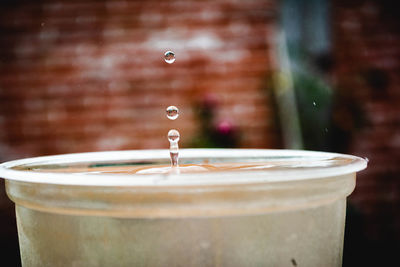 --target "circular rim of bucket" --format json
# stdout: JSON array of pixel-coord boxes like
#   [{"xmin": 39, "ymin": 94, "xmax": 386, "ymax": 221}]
[{"xmin": 0, "ymin": 149, "xmax": 367, "ymax": 187}]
